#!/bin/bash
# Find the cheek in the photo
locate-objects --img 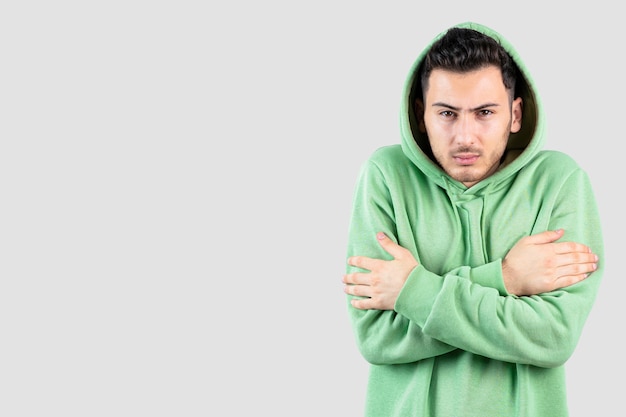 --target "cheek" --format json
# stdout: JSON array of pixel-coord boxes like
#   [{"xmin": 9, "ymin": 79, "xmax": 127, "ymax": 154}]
[
  {"xmin": 424, "ymin": 119, "xmax": 448, "ymax": 141},
  {"xmin": 428, "ymin": 137, "xmax": 448, "ymax": 159},
  {"xmin": 483, "ymin": 121, "xmax": 511, "ymax": 141},
  {"xmin": 486, "ymin": 136, "xmax": 509, "ymax": 160}
]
